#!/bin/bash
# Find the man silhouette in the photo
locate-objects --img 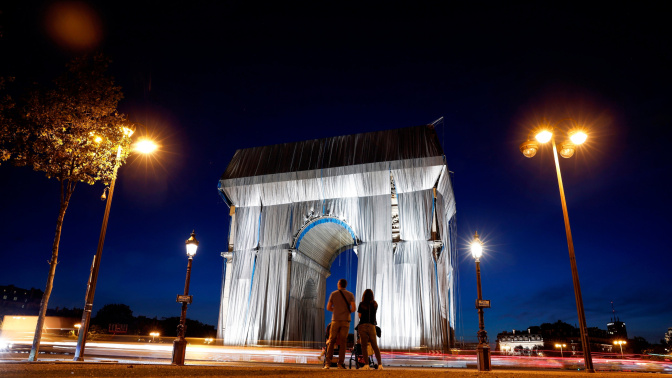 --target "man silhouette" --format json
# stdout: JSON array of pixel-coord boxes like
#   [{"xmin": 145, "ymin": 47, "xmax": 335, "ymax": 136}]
[{"xmin": 323, "ymin": 278, "xmax": 355, "ymax": 369}]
